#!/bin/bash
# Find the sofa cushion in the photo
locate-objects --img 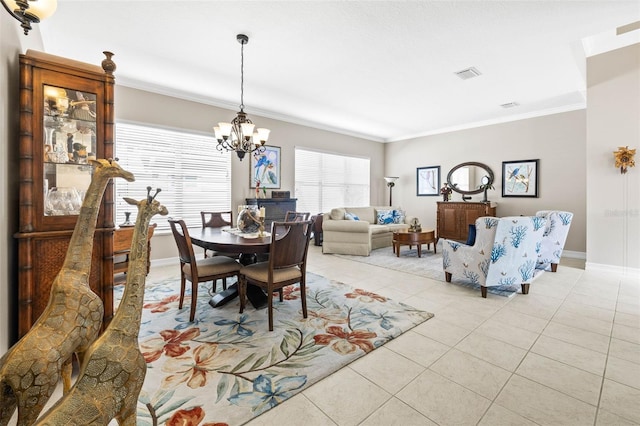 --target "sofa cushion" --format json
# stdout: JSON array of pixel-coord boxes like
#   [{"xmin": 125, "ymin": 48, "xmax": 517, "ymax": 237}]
[
  {"xmin": 330, "ymin": 208, "xmax": 346, "ymax": 220},
  {"xmin": 369, "ymin": 224, "xmax": 391, "ymax": 234},
  {"xmin": 345, "ymin": 207, "xmax": 376, "ymax": 223}
]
